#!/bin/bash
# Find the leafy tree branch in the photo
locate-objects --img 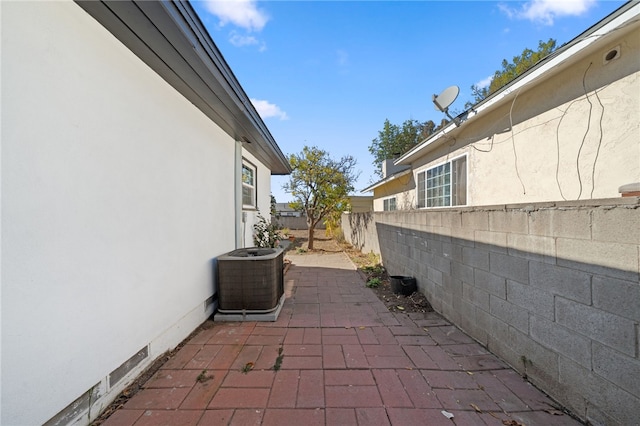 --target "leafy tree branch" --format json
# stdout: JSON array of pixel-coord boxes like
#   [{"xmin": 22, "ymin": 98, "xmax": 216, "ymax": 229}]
[
  {"xmin": 466, "ymin": 38, "xmax": 557, "ymax": 108},
  {"xmin": 368, "ymin": 118, "xmax": 442, "ymax": 179}
]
